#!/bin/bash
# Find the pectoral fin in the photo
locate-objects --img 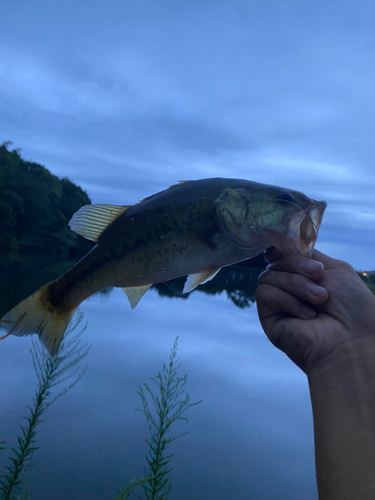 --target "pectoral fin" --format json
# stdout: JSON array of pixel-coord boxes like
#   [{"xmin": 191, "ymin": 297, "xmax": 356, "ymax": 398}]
[
  {"xmin": 69, "ymin": 204, "xmax": 130, "ymax": 242},
  {"xmin": 122, "ymin": 285, "xmax": 152, "ymax": 309},
  {"xmin": 183, "ymin": 267, "xmax": 221, "ymax": 294}
]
